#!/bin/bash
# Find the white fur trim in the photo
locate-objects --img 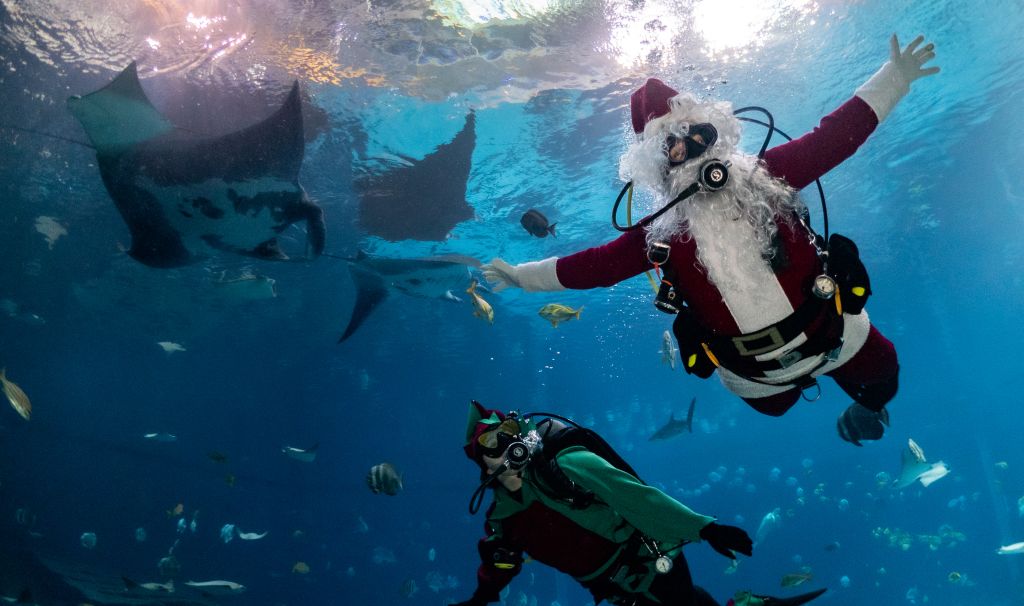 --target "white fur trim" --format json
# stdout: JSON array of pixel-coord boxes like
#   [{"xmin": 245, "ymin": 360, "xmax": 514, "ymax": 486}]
[
  {"xmin": 516, "ymin": 257, "xmax": 565, "ymax": 292},
  {"xmin": 855, "ymin": 61, "xmax": 909, "ymax": 123},
  {"xmin": 717, "ymin": 310, "xmax": 873, "ymax": 399}
]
